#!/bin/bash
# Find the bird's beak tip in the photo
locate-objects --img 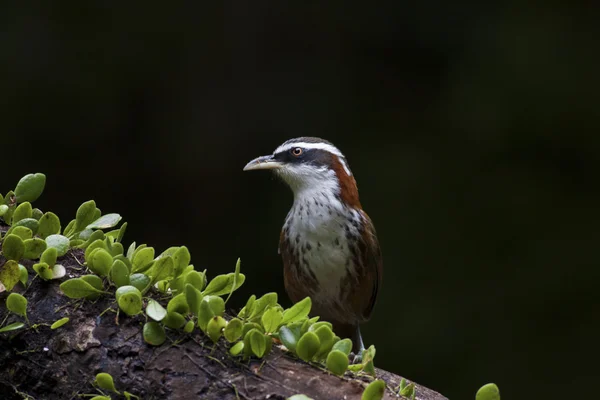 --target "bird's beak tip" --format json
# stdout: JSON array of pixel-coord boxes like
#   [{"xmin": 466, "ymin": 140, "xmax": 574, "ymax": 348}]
[{"xmin": 243, "ymin": 155, "xmax": 282, "ymax": 171}]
